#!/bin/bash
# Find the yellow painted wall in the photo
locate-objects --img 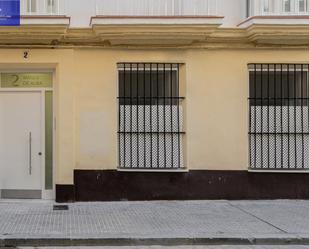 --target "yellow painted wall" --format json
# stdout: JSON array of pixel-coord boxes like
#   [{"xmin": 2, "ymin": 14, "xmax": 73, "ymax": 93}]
[{"xmin": 1, "ymin": 48, "xmax": 309, "ymax": 184}]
